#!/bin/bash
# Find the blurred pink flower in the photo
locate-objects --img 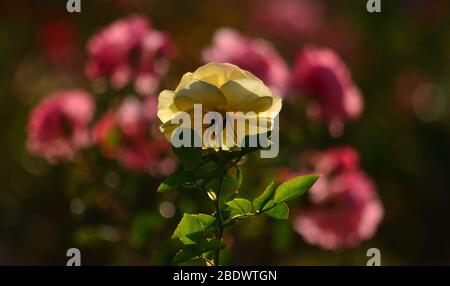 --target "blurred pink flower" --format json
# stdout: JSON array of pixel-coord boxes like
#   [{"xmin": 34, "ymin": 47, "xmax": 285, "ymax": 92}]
[
  {"xmin": 279, "ymin": 147, "xmax": 383, "ymax": 250},
  {"xmin": 248, "ymin": 0, "xmax": 324, "ymax": 40},
  {"xmin": 312, "ymin": 146, "xmax": 360, "ymax": 175},
  {"xmin": 27, "ymin": 90, "xmax": 94, "ymax": 163},
  {"xmin": 202, "ymin": 28, "xmax": 289, "ymax": 95},
  {"xmin": 85, "ymin": 15, "xmax": 174, "ymax": 95},
  {"xmin": 93, "ymin": 97, "xmax": 176, "ymax": 176},
  {"xmin": 296, "ymin": 171, "xmax": 383, "ymax": 250},
  {"xmin": 290, "ymin": 47, "xmax": 363, "ymax": 136},
  {"xmin": 39, "ymin": 20, "xmax": 79, "ymax": 68}
]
